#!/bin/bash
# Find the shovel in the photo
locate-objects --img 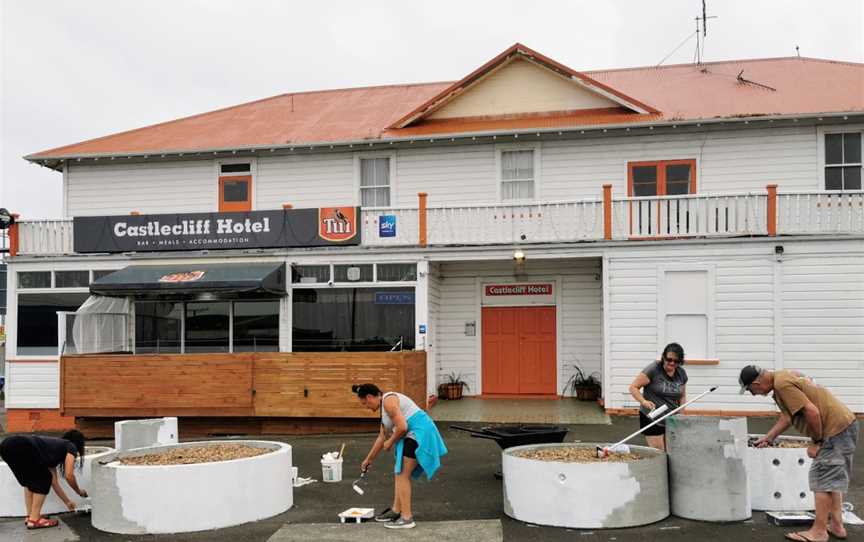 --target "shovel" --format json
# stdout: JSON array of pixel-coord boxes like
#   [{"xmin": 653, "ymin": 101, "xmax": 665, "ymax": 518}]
[
  {"xmin": 597, "ymin": 386, "xmax": 718, "ymax": 458},
  {"xmin": 352, "ymin": 467, "xmax": 369, "ymax": 495}
]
